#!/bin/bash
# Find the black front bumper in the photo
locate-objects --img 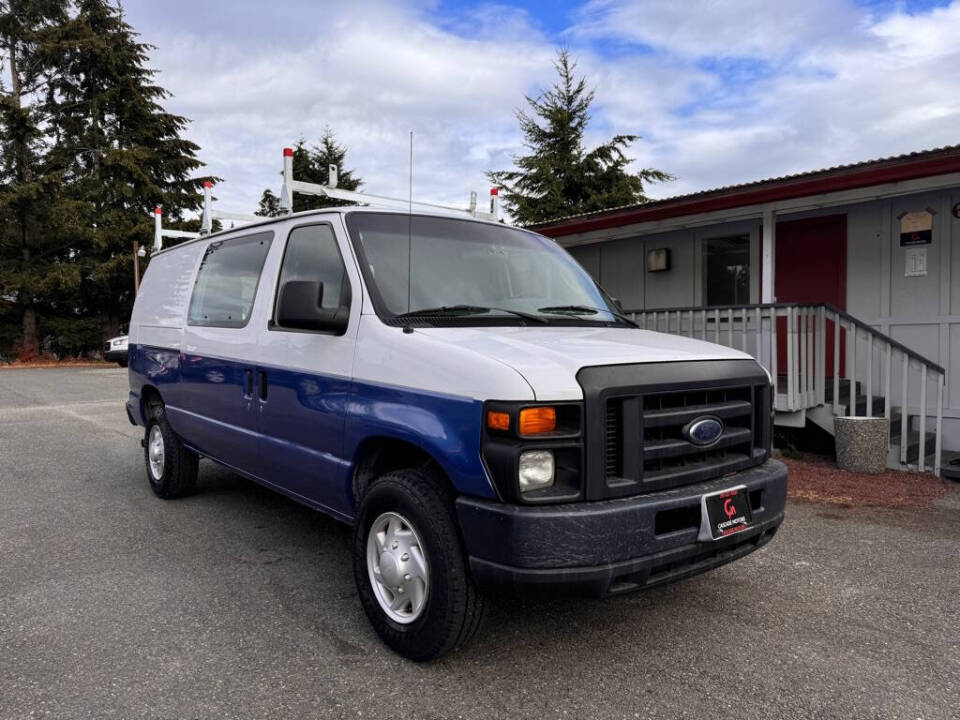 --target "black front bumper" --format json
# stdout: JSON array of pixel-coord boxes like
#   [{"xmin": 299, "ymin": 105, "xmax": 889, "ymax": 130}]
[{"xmin": 456, "ymin": 458, "xmax": 787, "ymax": 597}]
